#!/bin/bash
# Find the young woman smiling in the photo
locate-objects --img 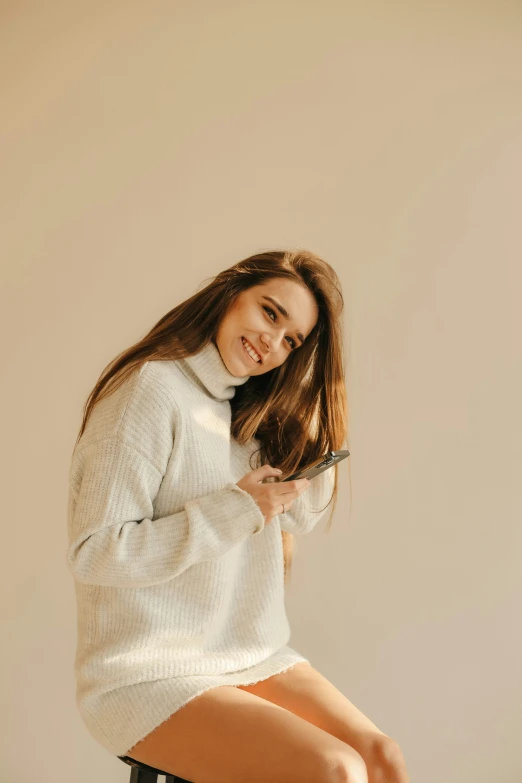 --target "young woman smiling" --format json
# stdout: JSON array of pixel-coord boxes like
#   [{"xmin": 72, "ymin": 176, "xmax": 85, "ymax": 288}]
[{"xmin": 67, "ymin": 249, "xmax": 410, "ymax": 783}]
